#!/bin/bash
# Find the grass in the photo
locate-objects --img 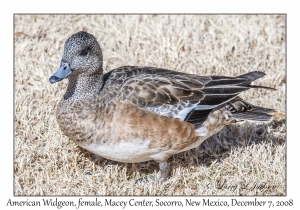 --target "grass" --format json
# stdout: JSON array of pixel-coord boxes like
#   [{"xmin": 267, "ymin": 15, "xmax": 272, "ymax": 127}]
[{"xmin": 14, "ymin": 14, "xmax": 286, "ymax": 195}]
